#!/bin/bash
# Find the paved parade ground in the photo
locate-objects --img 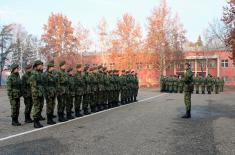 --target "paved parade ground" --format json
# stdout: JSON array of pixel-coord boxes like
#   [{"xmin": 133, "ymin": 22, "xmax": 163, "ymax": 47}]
[{"xmin": 0, "ymin": 89, "xmax": 235, "ymax": 155}]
